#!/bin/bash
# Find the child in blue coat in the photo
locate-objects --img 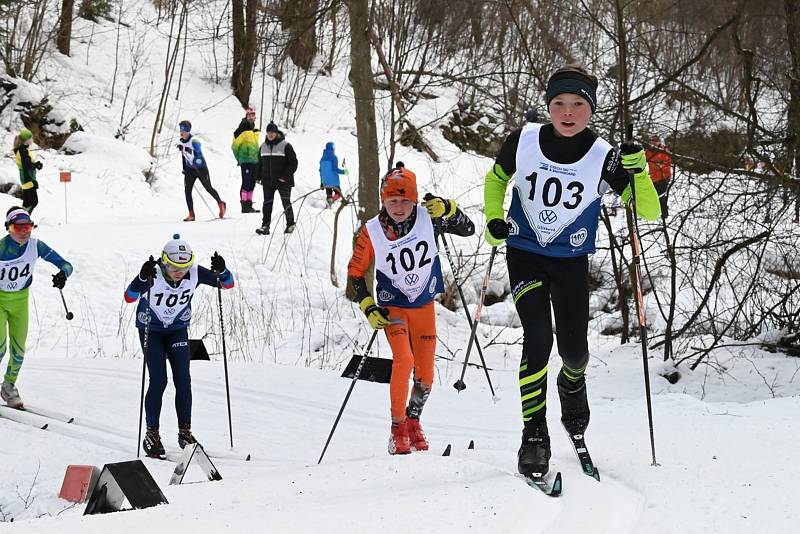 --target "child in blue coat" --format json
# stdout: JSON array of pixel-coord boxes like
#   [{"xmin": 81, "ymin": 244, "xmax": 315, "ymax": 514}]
[{"xmin": 319, "ymin": 142, "xmax": 345, "ymax": 208}]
